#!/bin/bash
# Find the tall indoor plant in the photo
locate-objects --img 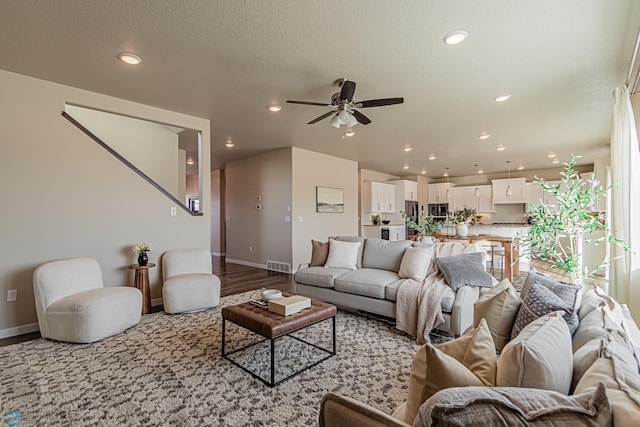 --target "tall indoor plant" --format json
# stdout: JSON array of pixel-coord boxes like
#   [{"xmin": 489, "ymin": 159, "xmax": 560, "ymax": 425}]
[{"xmin": 521, "ymin": 157, "xmax": 627, "ymax": 282}]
